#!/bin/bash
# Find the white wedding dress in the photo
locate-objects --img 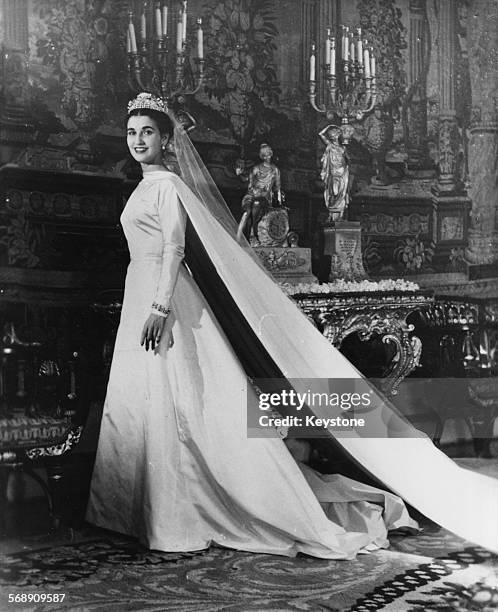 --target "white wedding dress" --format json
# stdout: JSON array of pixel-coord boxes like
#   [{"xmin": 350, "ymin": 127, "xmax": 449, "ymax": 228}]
[
  {"xmin": 86, "ymin": 170, "xmax": 417, "ymax": 558},
  {"xmin": 87, "ymin": 169, "xmax": 498, "ymax": 557}
]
